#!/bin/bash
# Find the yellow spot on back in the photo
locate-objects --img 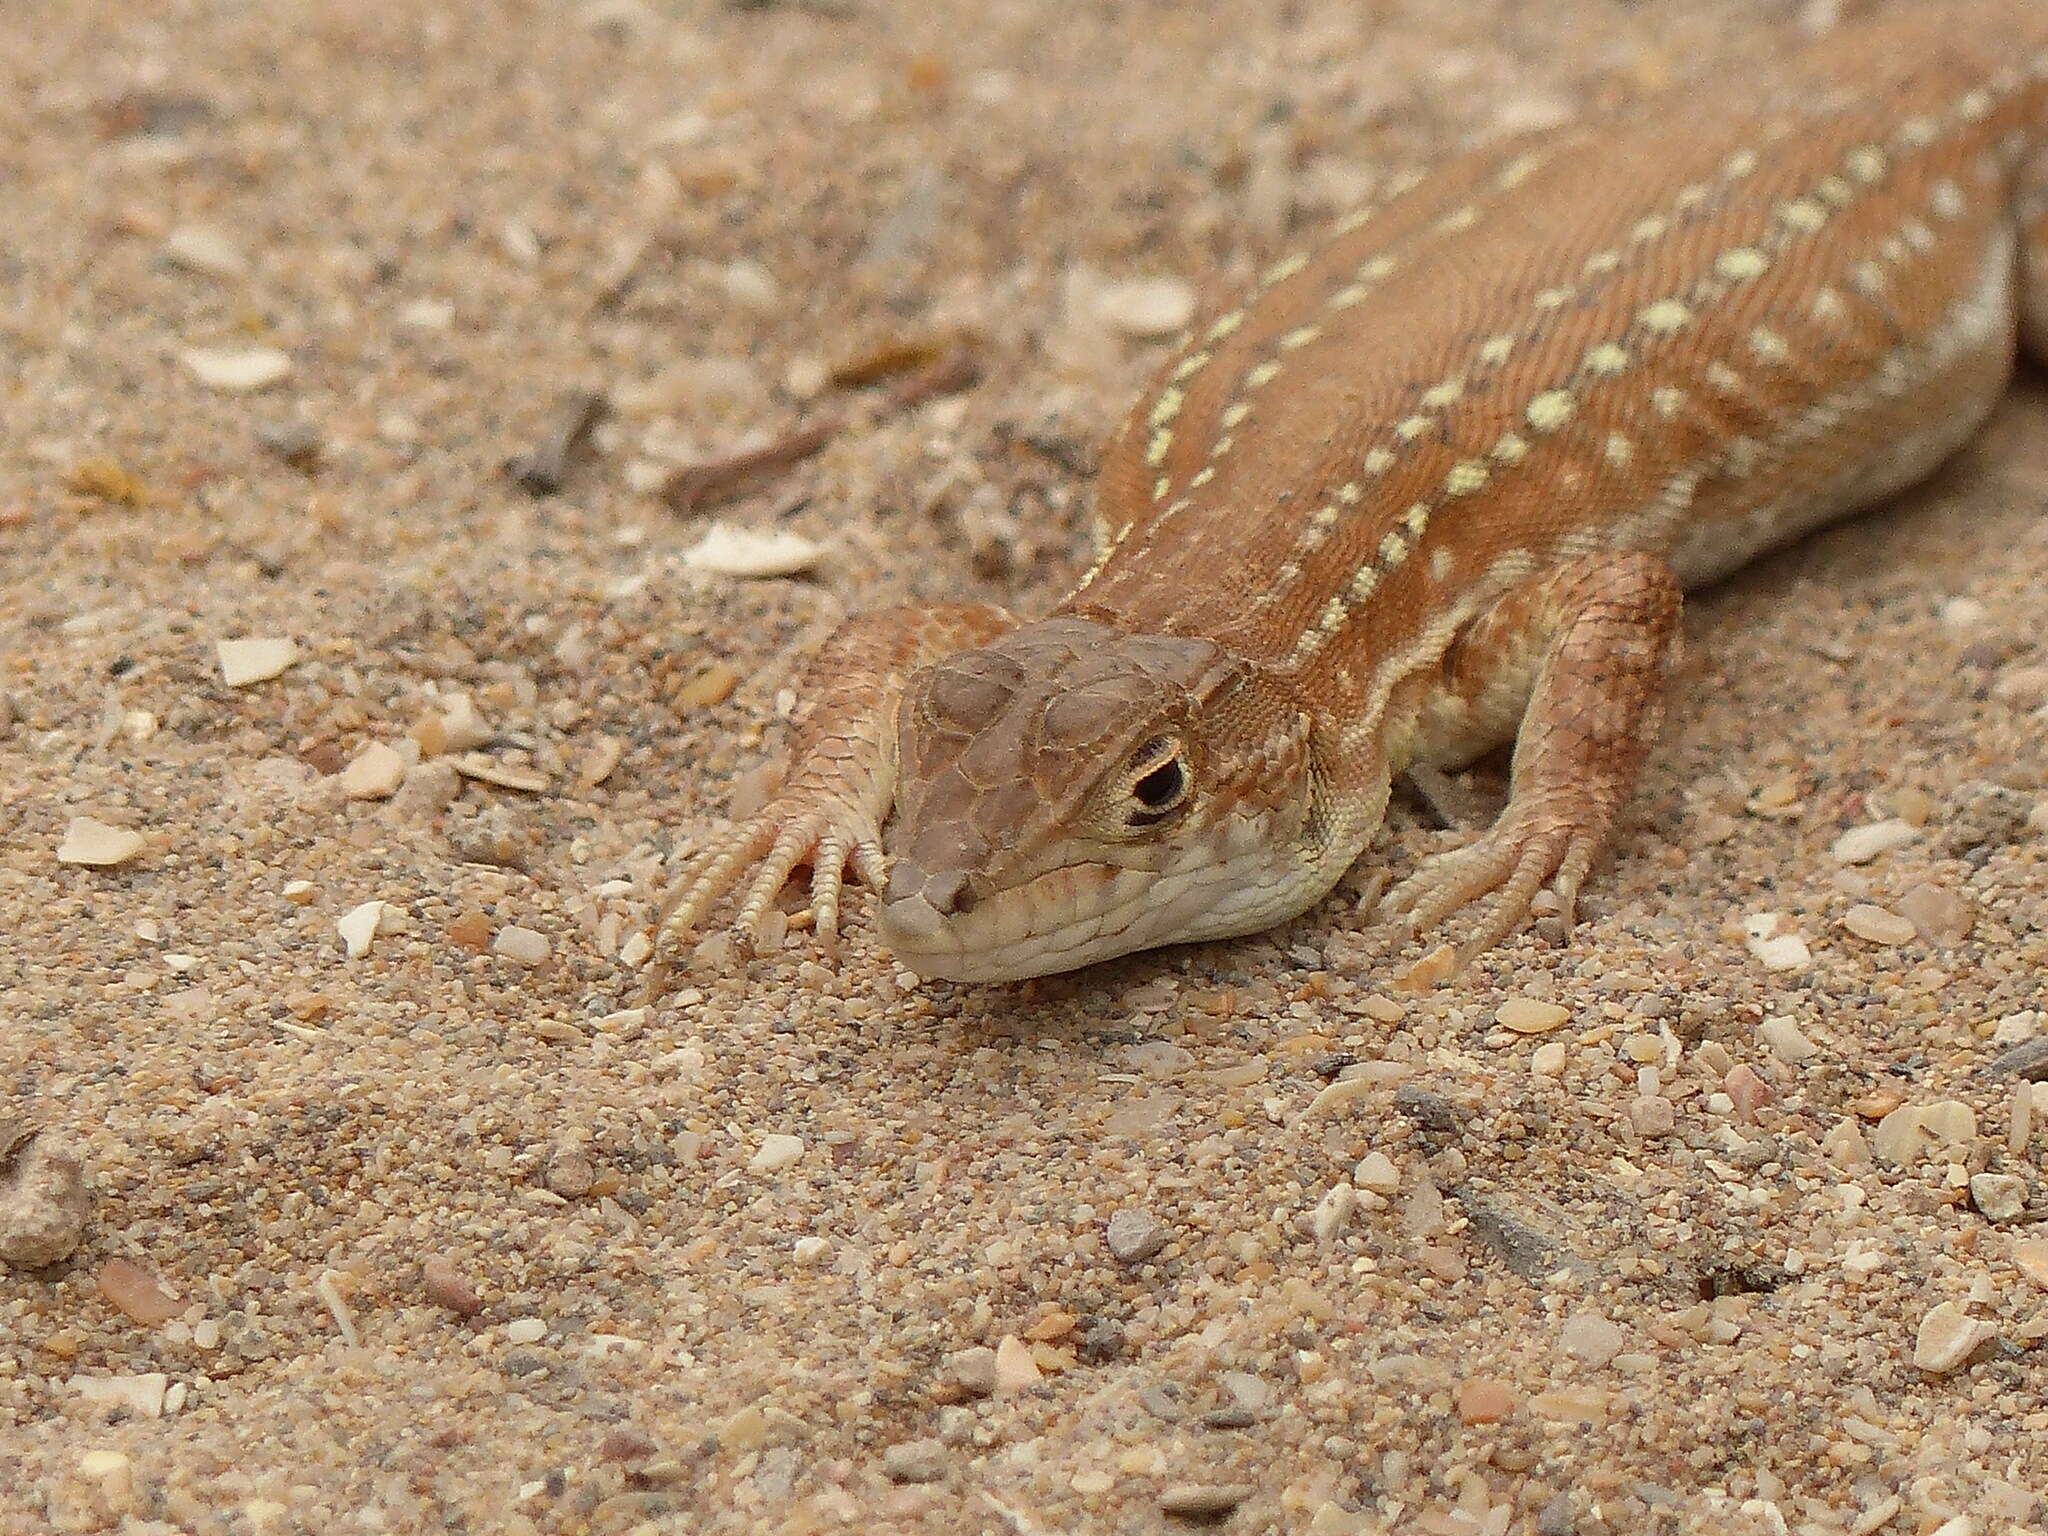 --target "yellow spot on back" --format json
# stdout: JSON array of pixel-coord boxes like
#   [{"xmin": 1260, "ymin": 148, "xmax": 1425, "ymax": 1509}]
[
  {"xmin": 1583, "ymin": 343, "xmax": 1629, "ymax": 376},
  {"xmin": 1725, "ymin": 436, "xmax": 1762, "ymax": 476},
  {"xmin": 1360, "ymin": 254, "xmax": 1397, "ymax": 281},
  {"xmin": 1852, "ymin": 260, "xmax": 1887, "ymax": 295},
  {"xmin": 1336, "ymin": 482, "xmax": 1363, "ymax": 504},
  {"xmin": 1402, "ymin": 504, "xmax": 1430, "ymax": 536},
  {"xmin": 1631, "ymin": 215, "xmax": 1668, "ymax": 242},
  {"xmin": 1429, "ymin": 547, "xmax": 1454, "ymax": 582},
  {"xmin": 1533, "ymin": 287, "xmax": 1574, "ymax": 310},
  {"xmin": 1526, "ymin": 390, "xmax": 1576, "ymax": 433},
  {"xmin": 1496, "ymin": 152, "xmax": 1542, "ymax": 189},
  {"xmin": 1191, "ymin": 466, "xmax": 1215, "ymax": 488},
  {"xmin": 1896, "ymin": 115, "xmax": 1938, "ymax": 146},
  {"xmin": 1328, "ymin": 283, "xmax": 1371, "ymax": 309},
  {"xmin": 1221, "ymin": 402, "xmax": 1251, "ymax": 429},
  {"xmin": 1148, "ymin": 388, "xmax": 1184, "ymax": 428},
  {"xmin": 1349, "ymin": 566, "xmax": 1379, "ymax": 599},
  {"xmin": 1491, "ymin": 432, "xmax": 1528, "ymax": 464},
  {"xmin": 1604, "ymin": 433, "xmax": 1634, "ymax": 467},
  {"xmin": 1748, "ymin": 327, "xmax": 1789, "ymax": 362},
  {"xmin": 1171, "ymin": 350, "xmax": 1212, "ymax": 383},
  {"xmin": 1245, "ymin": 361, "xmax": 1282, "ymax": 389},
  {"xmin": 1362, "ymin": 448, "xmax": 1395, "ymax": 476},
  {"xmin": 1378, "ymin": 531, "xmax": 1408, "ymax": 564},
  {"xmin": 1715, "ymin": 246, "xmax": 1769, "ymax": 280},
  {"xmin": 1437, "ymin": 204, "xmax": 1479, "ymax": 233},
  {"xmin": 1706, "ymin": 361, "xmax": 1745, "ymax": 395},
  {"xmin": 1778, "ymin": 199, "xmax": 1828, "ymax": 232},
  {"xmin": 1816, "ymin": 175, "xmax": 1854, "ymax": 207},
  {"xmin": 1582, "ymin": 250, "xmax": 1622, "ymax": 276},
  {"xmin": 1147, "ymin": 430, "xmax": 1172, "ymax": 466},
  {"xmin": 1205, "ymin": 312, "xmax": 1244, "ymax": 343},
  {"xmin": 1723, "ymin": 149, "xmax": 1759, "ymax": 179},
  {"xmin": 1444, "ymin": 461, "xmax": 1489, "ymax": 497},
  {"xmin": 1956, "ymin": 89, "xmax": 1992, "ymax": 121},
  {"xmin": 1811, "ymin": 287, "xmax": 1846, "ymax": 322},
  {"xmin": 1478, "ymin": 335, "xmax": 1516, "ymax": 365},
  {"xmin": 1420, "ymin": 379, "xmax": 1464, "ymax": 409},
  {"xmin": 1395, "ymin": 415, "xmax": 1433, "ymax": 442},
  {"xmin": 1638, "ymin": 299, "xmax": 1694, "ymax": 333},
  {"xmin": 1846, "ymin": 146, "xmax": 1887, "ymax": 183},
  {"xmin": 1901, "ymin": 220, "xmax": 1936, "ymax": 253},
  {"xmin": 1931, "ymin": 179, "xmax": 1965, "ymax": 219},
  {"xmin": 1651, "ymin": 387, "xmax": 1685, "ymax": 419},
  {"xmin": 1264, "ymin": 252, "xmax": 1310, "ymax": 286},
  {"xmin": 1280, "ymin": 325, "xmax": 1321, "ymax": 350},
  {"xmin": 1674, "ymin": 182, "xmax": 1710, "ymax": 210},
  {"xmin": 1153, "ymin": 475, "xmax": 1171, "ymax": 499}
]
